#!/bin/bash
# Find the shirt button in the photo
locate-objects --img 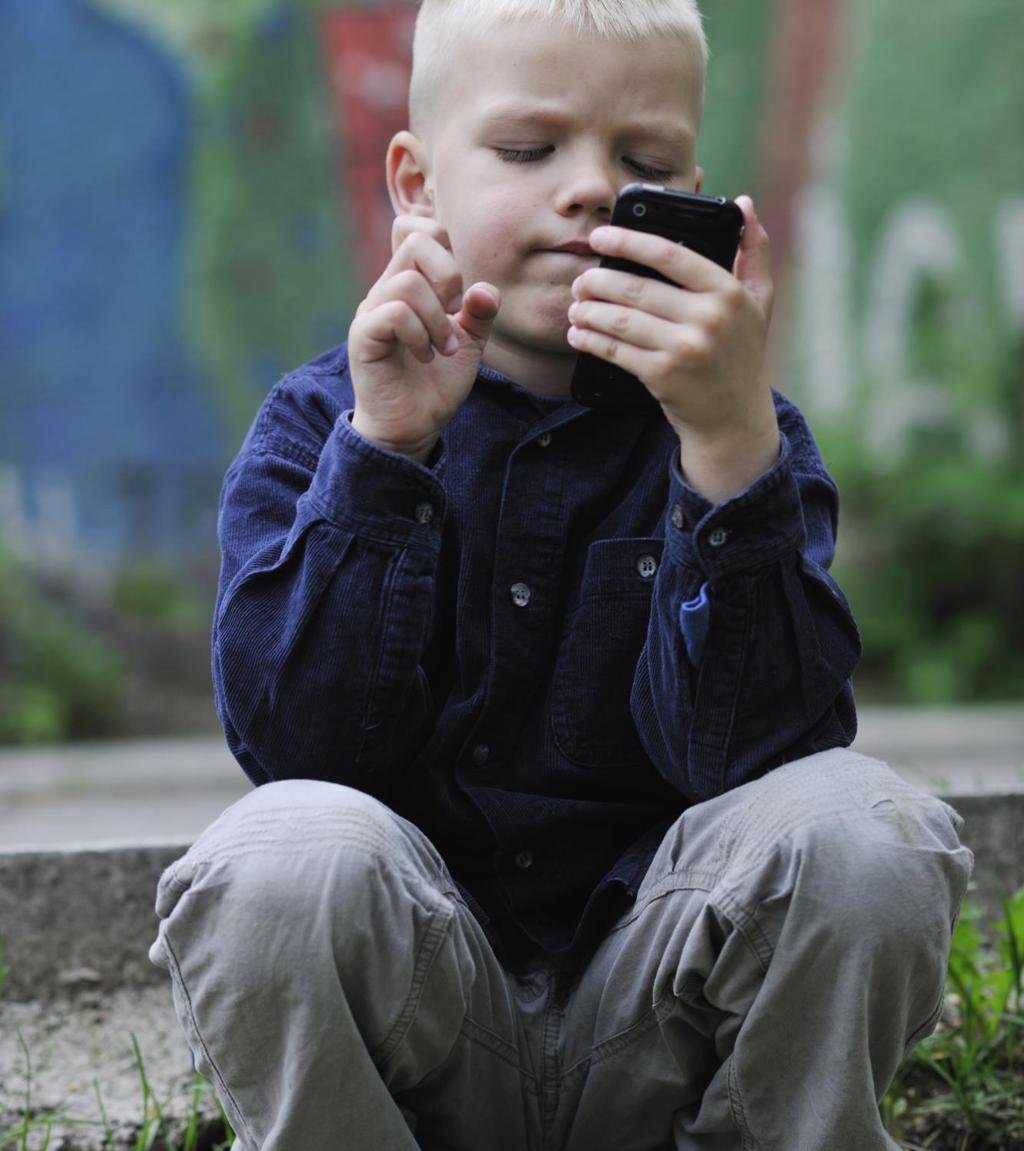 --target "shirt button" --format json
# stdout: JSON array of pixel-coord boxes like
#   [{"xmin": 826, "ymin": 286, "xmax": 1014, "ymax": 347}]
[
  {"xmin": 670, "ymin": 504, "xmax": 684, "ymax": 530},
  {"xmin": 510, "ymin": 582, "xmax": 532, "ymax": 608},
  {"xmin": 707, "ymin": 527, "xmax": 729, "ymax": 548},
  {"xmin": 514, "ymin": 850, "xmax": 534, "ymax": 870},
  {"xmin": 472, "ymin": 743, "xmax": 490, "ymax": 766},
  {"xmin": 636, "ymin": 554, "xmax": 658, "ymax": 580},
  {"xmin": 537, "ymin": 432, "xmax": 553, "ymax": 448},
  {"xmin": 414, "ymin": 502, "xmax": 434, "ymax": 525}
]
